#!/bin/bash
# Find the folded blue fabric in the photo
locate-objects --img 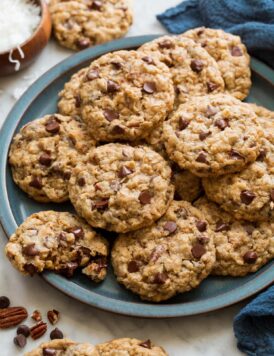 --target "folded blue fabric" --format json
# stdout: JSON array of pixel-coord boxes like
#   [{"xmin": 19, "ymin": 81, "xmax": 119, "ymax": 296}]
[
  {"xmin": 157, "ymin": 0, "xmax": 274, "ymax": 68},
  {"xmin": 233, "ymin": 285, "xmax": 274, "ymax": 356}
]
